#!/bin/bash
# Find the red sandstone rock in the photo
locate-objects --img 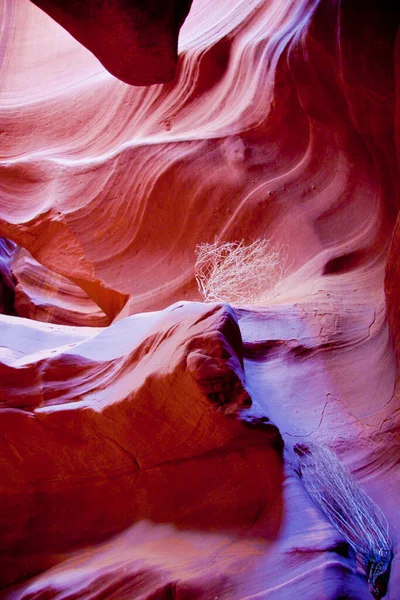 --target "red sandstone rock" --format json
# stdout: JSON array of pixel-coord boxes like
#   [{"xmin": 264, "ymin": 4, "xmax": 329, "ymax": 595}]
[
  {"xmin": 11, "ymin": 247, "xmax": 110, "ymax": 326},
  {"xmin": 0, "ymin": 239, "xmax": 16, "ymax": 315},
  {"xmin": 1, "ymin": 0, "xmax": 400, "ymax": 598},
  {"xmin": 29, "ymin": 0, "xmax": 193, "ymax": 85},
  {"xmin": 0, "ymin": 302, "xmax": 282, "ymax": 587}
]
